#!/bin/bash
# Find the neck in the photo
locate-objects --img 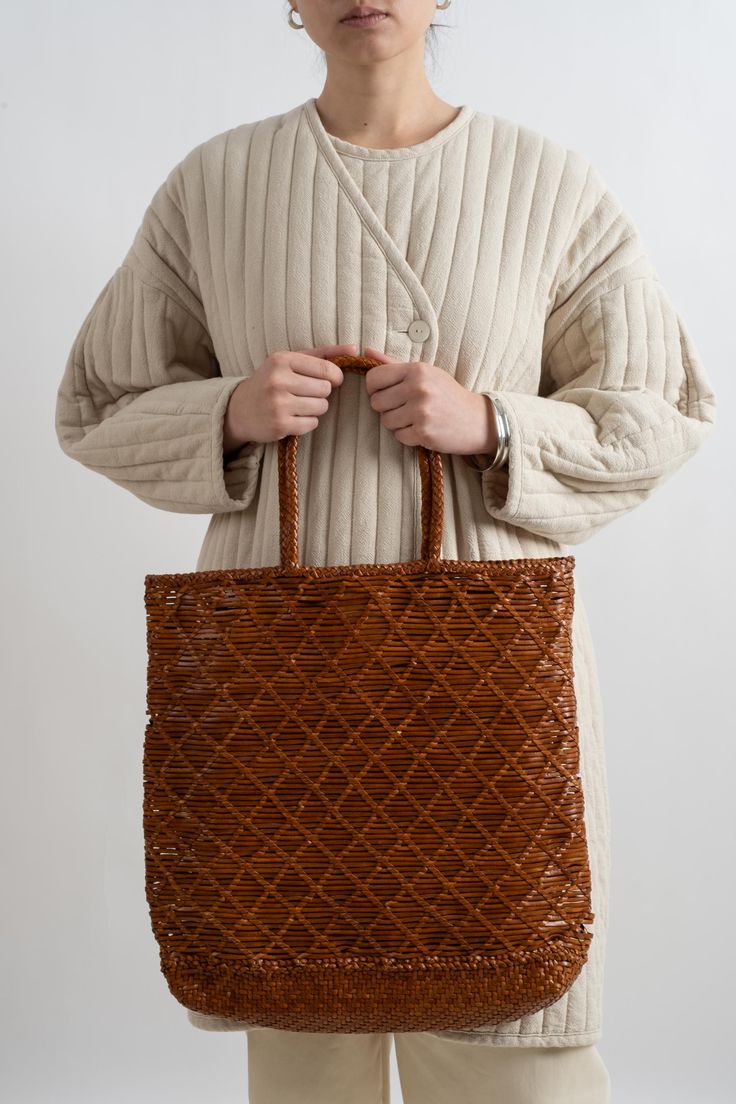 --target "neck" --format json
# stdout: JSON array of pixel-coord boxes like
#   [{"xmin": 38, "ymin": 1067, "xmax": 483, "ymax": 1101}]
[{"xmin": 313, "ymin": 80, "xmax": 458, "ymax": 150}]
